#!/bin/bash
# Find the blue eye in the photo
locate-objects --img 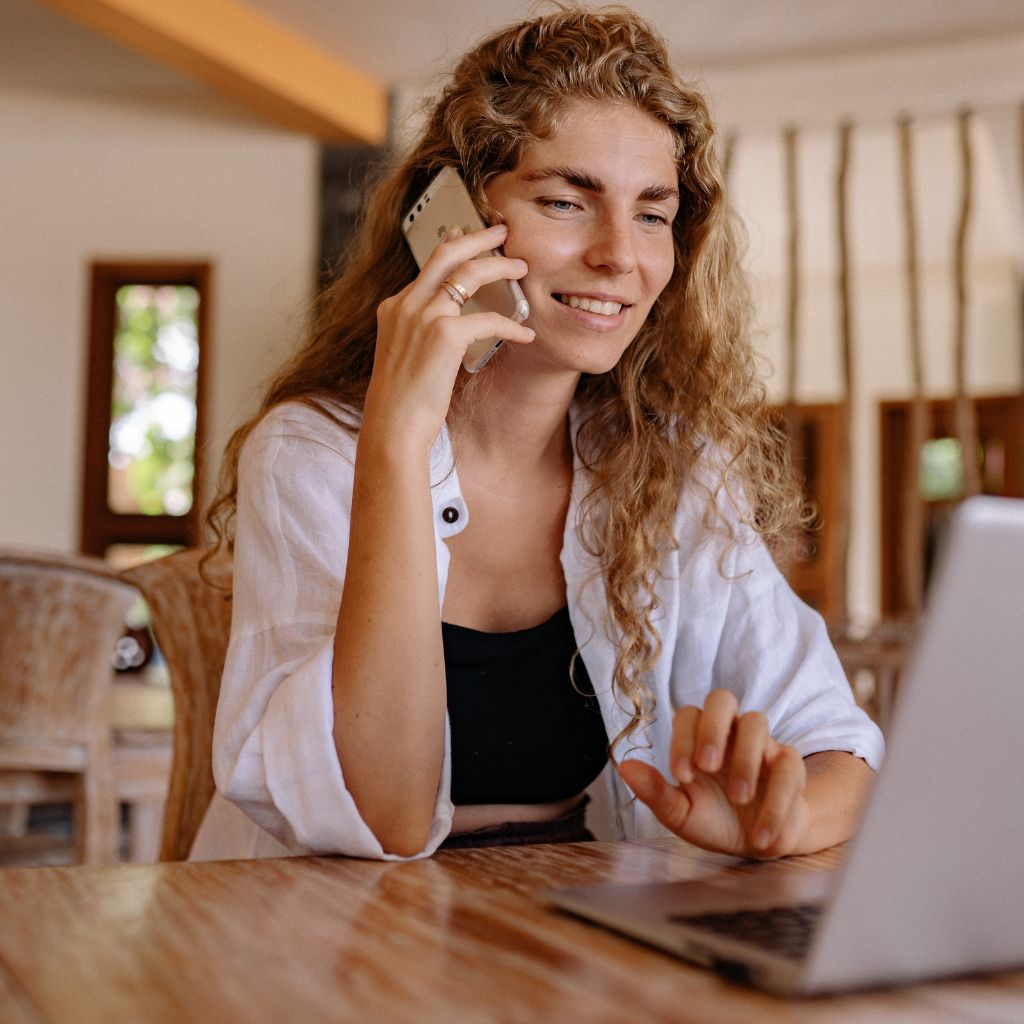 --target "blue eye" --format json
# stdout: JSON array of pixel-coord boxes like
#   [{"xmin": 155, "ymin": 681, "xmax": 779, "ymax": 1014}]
[{"xmin": 542, "ymin": 199, "xmax": 579, "ymax": 213}]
